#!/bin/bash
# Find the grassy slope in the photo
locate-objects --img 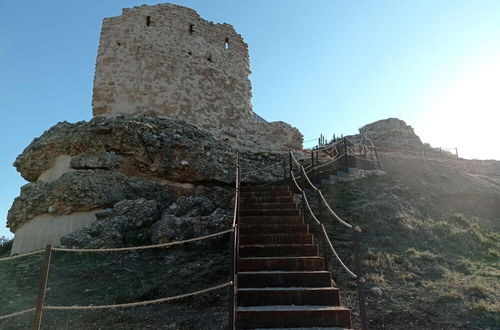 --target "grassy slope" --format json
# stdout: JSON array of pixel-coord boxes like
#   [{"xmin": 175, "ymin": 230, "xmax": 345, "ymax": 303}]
[
  {"xmin": 1, "ymin": 152, "xmax": 499, "ymax": 329},
  {"xmin": 314, "ymin": 153, "xmax": 500, "ymax": 329},
  {"xmin": 0, "ymin": 239, "xmax": 230, "ymax": 329}
]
